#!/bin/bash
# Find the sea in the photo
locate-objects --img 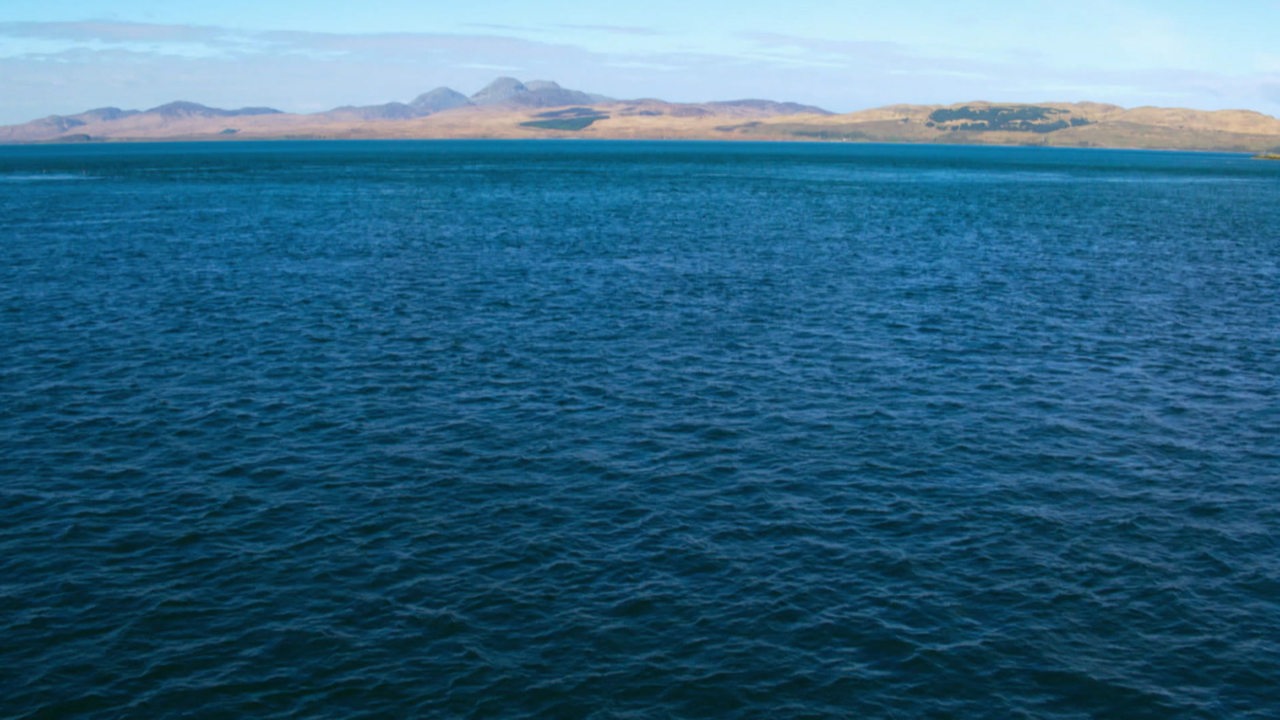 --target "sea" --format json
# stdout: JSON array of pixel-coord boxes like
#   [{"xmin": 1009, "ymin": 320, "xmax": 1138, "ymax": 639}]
[{"xmin": 1, "ymin": 140, "xmax": 1277, "ymax": 719}]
